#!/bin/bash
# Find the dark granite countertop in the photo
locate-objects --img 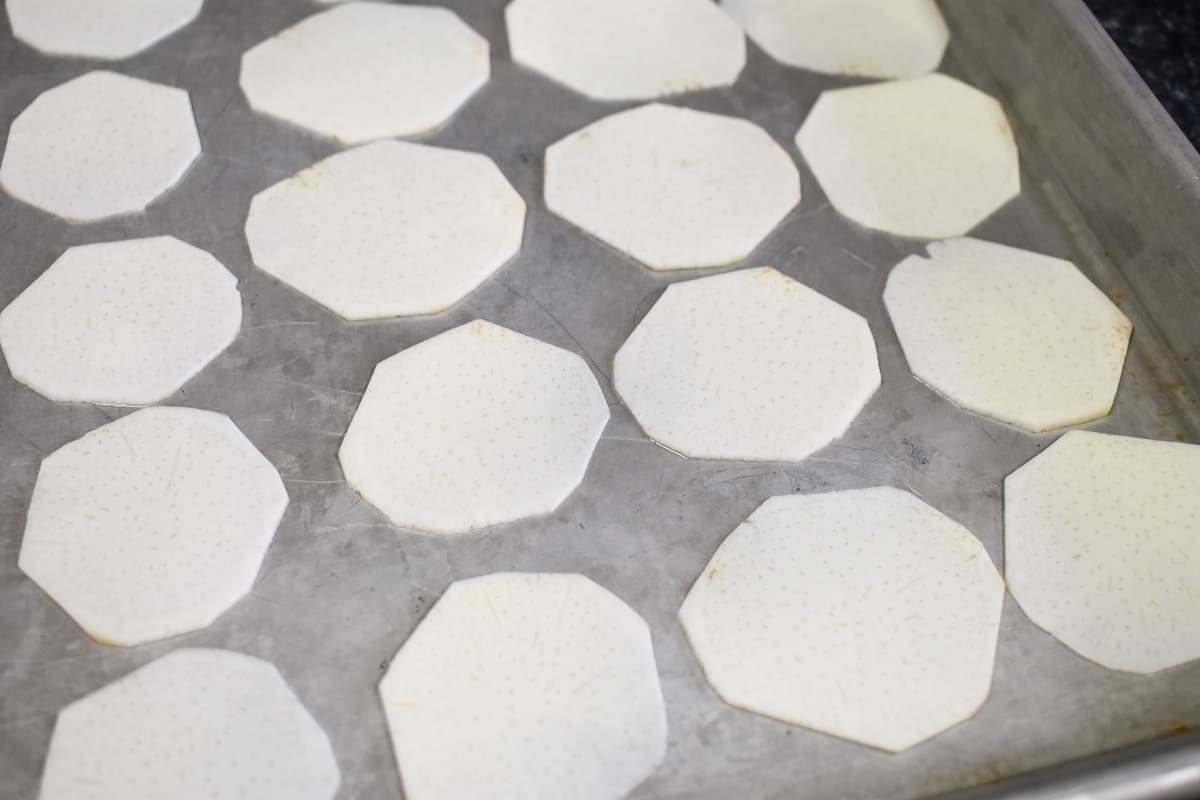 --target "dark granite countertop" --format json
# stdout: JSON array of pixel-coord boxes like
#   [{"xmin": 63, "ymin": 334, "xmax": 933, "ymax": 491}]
[{"xmin": 1083, "ymin": 0, "xmax": 1200, "ymax": 149}]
